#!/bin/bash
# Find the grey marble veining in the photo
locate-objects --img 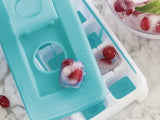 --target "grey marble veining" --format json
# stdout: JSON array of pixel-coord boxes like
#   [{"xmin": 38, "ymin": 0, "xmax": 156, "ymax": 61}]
[{"xmin": 0, "ymin": 0, "xmax": 160, "ymax": 120}]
